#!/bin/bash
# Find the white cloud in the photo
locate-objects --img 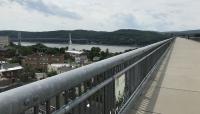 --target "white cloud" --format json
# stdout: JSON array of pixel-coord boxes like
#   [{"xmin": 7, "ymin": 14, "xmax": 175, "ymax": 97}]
[
  {"xmin": 0, "ymin": 0, "xmax": 200, "ymax": 31},
  {"xmin": 12, "ymin": 0, "xmax": 81, "ymax": 19}
]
